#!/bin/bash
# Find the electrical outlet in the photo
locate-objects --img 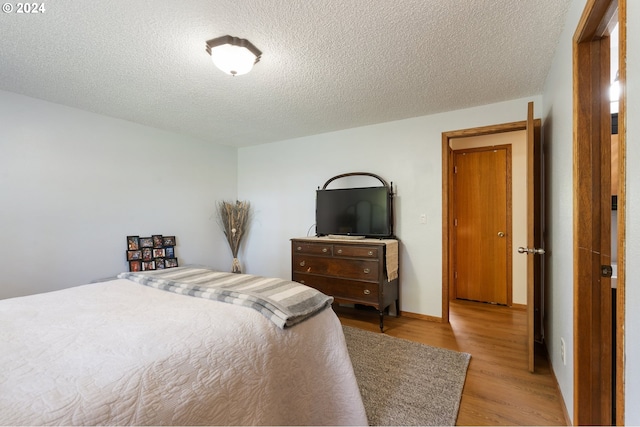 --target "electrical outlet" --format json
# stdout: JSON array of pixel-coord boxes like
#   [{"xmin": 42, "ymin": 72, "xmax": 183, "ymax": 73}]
[
  {"xmin": 419, "ymin": 214, "xmax": 427, "ymax": 224},
  {"xmin": 560, "ymin": 338, "xmax": 566, "ymax": 365}
]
